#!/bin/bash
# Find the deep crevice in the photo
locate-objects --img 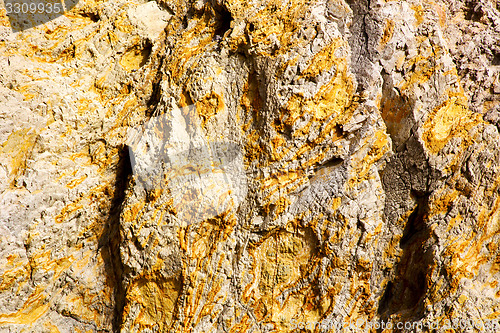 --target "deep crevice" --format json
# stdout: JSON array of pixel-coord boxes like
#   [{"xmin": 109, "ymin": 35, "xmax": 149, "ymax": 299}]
[
  {"xmin": 464, "ymin": 1, "xmax": 483, "ymax": 22},
  {"xmin": 99, "ymin": 145, "xmax": 132, "ymax": 332},
  {"xmin": 78, "ymin": 10, "xmax": 100, "ymax": 22},
  {"xmin": 377, "ymin": 190, "xmax": 431, "ymax": 323},
  {"xmin": 214, "ymin": 5, "xmax": 232, "ymax": 38},
  {"xmin": 146, "ymin": 54, "xmax": 166, "ymax": 117},
  {"xmin": 492, "ymin": 53, "xmax": 500, "ymax": 66},
  {"xmin": 140, "ymin": 40, "xmax": 153, "ymax": 68},
  {"xmin": 273, "ymin": 117, "xmax": 293, "ymax": 139},
  {"xmin": 400, "ymin": 191, "xmax": 428, "ymax": 247},
  {"xmin": 319, "ymin": 156, "xmax": 344, "ymax": 170}
]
